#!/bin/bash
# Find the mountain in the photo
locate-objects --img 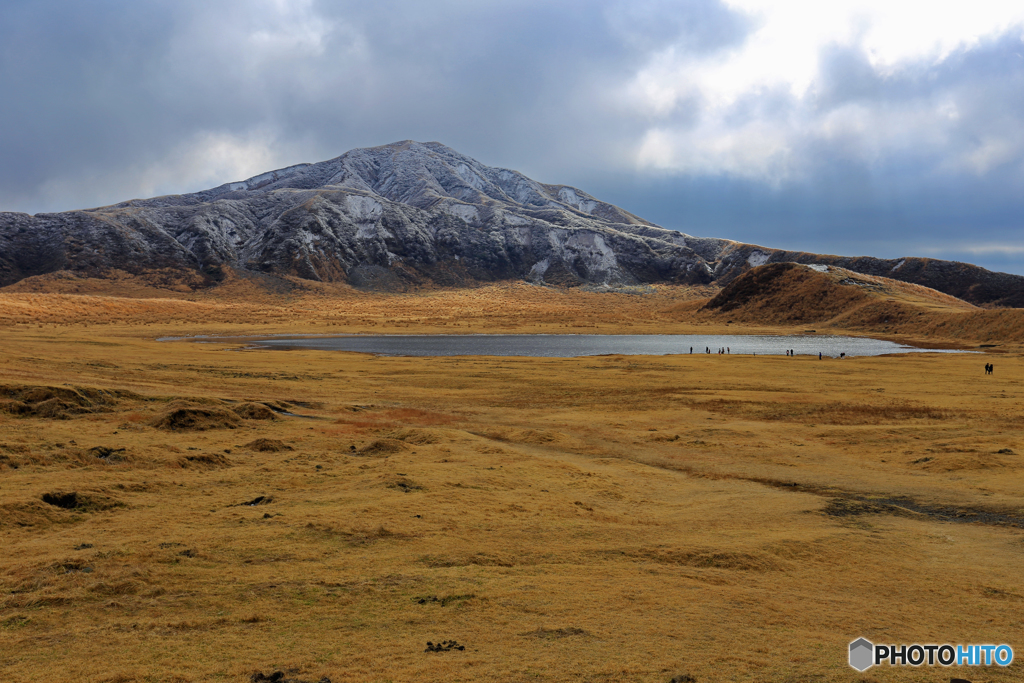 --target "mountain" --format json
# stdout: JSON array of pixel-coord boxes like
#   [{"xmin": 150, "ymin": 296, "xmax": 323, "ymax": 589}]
[{"xmin": 1, "ymin": 140, "xmax": 1022, "ymax": 306}]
